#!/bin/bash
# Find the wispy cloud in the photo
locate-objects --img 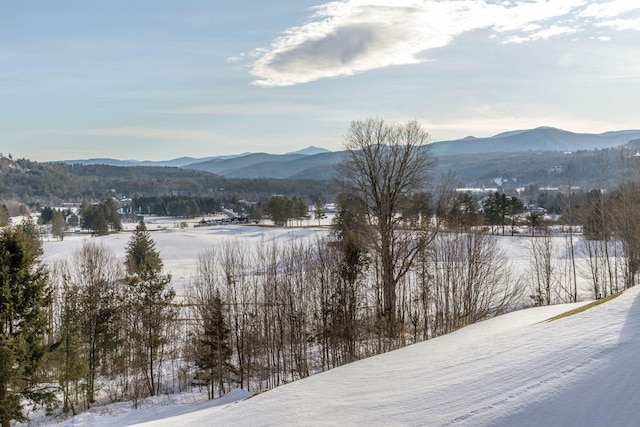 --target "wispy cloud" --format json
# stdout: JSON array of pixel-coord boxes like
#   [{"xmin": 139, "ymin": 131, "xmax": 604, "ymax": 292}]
[
  {"xmin": 580, "ymin": 0, "xmax": 639, "ymax": 18},
  {"xmin": 597, "ymin": 17, "xmax": 640, "ymax": 31},
  {"xmin": 143, "ymin": 103, "xmax": 361, "ymax": 123},
  {"xmin": 50, "ymin": 127, "xmax": 222, "ymax": 143},
  {"xmin": 247, "ymin": 0, "xmax": 640, "ymax": 87}
]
